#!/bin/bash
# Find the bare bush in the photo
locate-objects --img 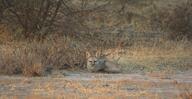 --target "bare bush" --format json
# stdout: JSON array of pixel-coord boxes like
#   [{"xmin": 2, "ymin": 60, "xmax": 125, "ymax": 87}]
[
  {"xmin": 167, "ymin": 1, "xmax": 192, "ymax": 40},
  {"xmin": 149, "ymin": 1, "xmax": 192, "ymax": 40},
  {"xmin": 0, "ymin": 0, "xmax": 155, "ymax": 40},
  {"xmin": 1, "ymin": 0, "xmax": 62, "ymax": 39}
]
